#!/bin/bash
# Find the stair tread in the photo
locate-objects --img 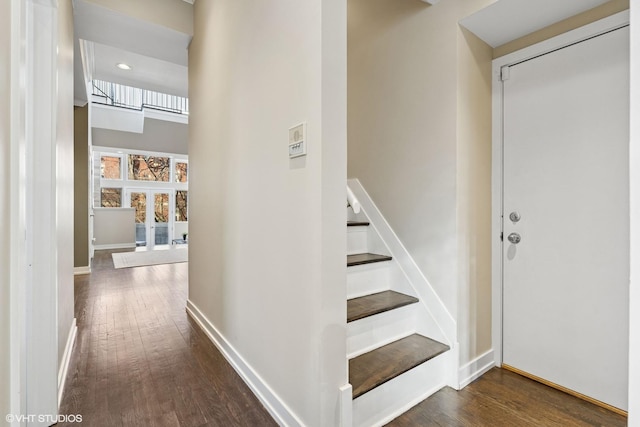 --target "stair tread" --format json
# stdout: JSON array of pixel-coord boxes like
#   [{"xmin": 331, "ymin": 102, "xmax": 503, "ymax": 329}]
[
  {"xmin": 347, "ymin": 290, "xmax": 418, "ymax": 323},
  {"xmin": 347, "ymin": 253, "xmax": 392, "ymax": 267},
  {"xmin": 347, "ymin": 220, "xmax": 370, "ymax": 227},
  {"xmin": 349, "ymin": 334, "xmax": 450, "ymax": 399}
]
